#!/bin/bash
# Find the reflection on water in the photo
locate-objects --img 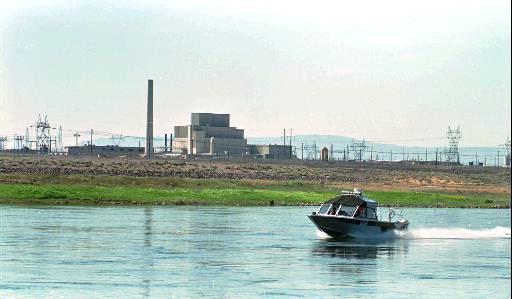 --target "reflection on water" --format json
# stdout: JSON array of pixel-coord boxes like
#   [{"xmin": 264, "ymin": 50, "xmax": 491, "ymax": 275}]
[
  {"xmin": 142, "ymin": 207, "xmax": 153, "ymax": 298},
  {"xmin": 310, "ymin": 238, "xmax": 409, "ymax": 282},
  {"xmin": 0, "ymin": 206, "xmax": 509, "ymax": 298},
  {"xmin": 312, "ymin": 239, "xmax": 406, "ymax": 260}
]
